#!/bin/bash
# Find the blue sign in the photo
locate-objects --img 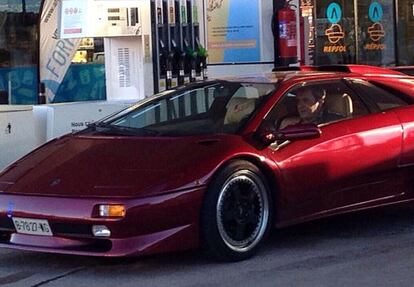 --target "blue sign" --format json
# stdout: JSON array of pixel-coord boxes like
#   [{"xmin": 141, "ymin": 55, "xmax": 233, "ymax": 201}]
[
  {"xmin": 53, "ymin": 64, "xmax": 106, "ymax": 103},
  {"xmin": 0, "ymin": 64, "xmax": 107, "ymax": 104},
  {"xmin": 0, "ymin": 67, "xmax": 38, "ymax": 104},
  {"xmin": 369, "ymin": 2, "xmax": 383, "ymax": 22},
  {"xmin": 326, "ymin": 2, "xmax": 342, "ymax": 24}
]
